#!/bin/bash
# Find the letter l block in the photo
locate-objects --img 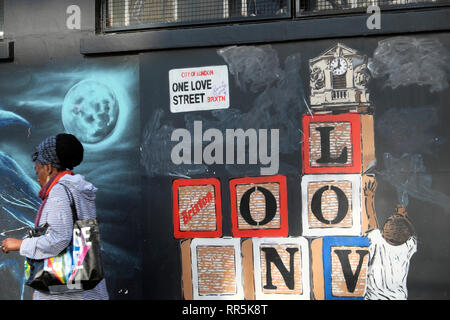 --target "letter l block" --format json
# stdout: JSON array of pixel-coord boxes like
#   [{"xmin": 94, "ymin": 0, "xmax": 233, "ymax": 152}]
[{"xmin": 302, "ymin": 113, "xmax": 375, "ymax": 174}]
